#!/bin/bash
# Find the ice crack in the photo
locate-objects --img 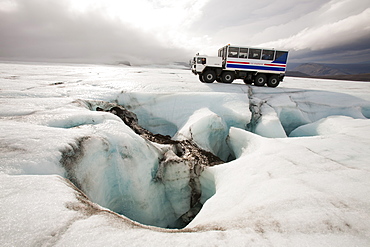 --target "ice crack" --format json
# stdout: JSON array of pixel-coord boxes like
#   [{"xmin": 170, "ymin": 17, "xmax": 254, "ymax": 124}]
[
  {"xmin": 96, "ymin": 102, "xmax": 223, "ymax": 227},
  {"xmin": 246, "ymin": 86, "xmax": 265, "ymax": 133},
  {"xmin": 60, "ymin": 100, "xmax": 222, "ymax": 228}
]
